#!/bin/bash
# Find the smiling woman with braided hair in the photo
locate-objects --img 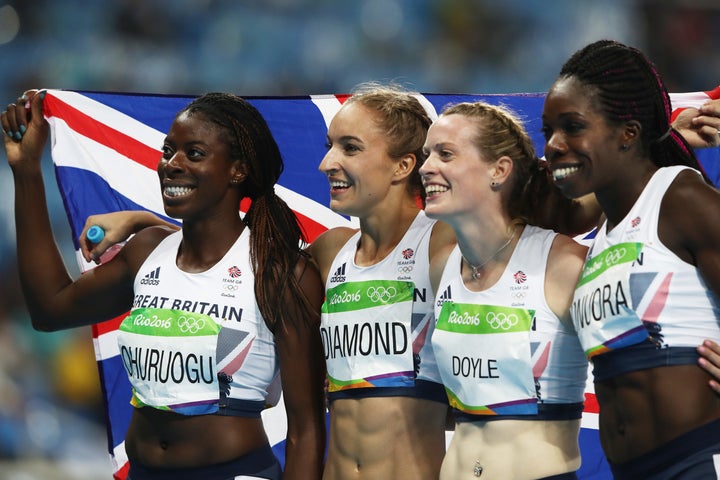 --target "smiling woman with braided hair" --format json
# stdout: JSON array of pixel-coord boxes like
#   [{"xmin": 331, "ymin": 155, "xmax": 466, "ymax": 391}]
[
  {"xmin": 2, "ymin": 91, "xmax": 325, "ymax": 480},
  {"xmin": 542, "ymin": 40, "xmax": 720, "ymax": 479}
]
